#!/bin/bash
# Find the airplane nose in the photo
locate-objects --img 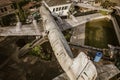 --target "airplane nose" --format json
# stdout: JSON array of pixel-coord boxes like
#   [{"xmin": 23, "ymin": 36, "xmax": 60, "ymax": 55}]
[{"xmin": 39, "ymin": 6, "xmax": 51, "ymax": 21}]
